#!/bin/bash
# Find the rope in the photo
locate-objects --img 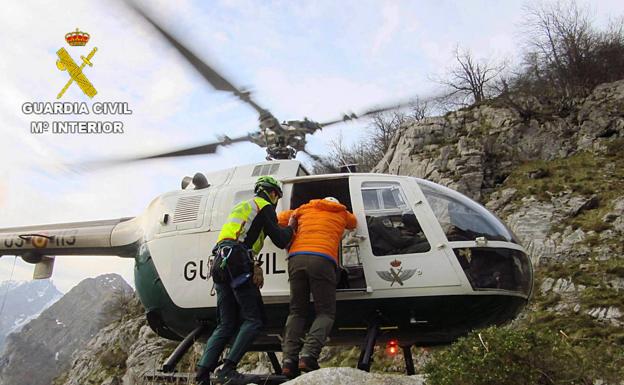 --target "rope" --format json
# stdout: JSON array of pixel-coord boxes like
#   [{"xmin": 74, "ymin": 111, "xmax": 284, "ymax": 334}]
[{"xmin": 0, "ymin": 256, "xmax": 18, "ymax": 317}]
